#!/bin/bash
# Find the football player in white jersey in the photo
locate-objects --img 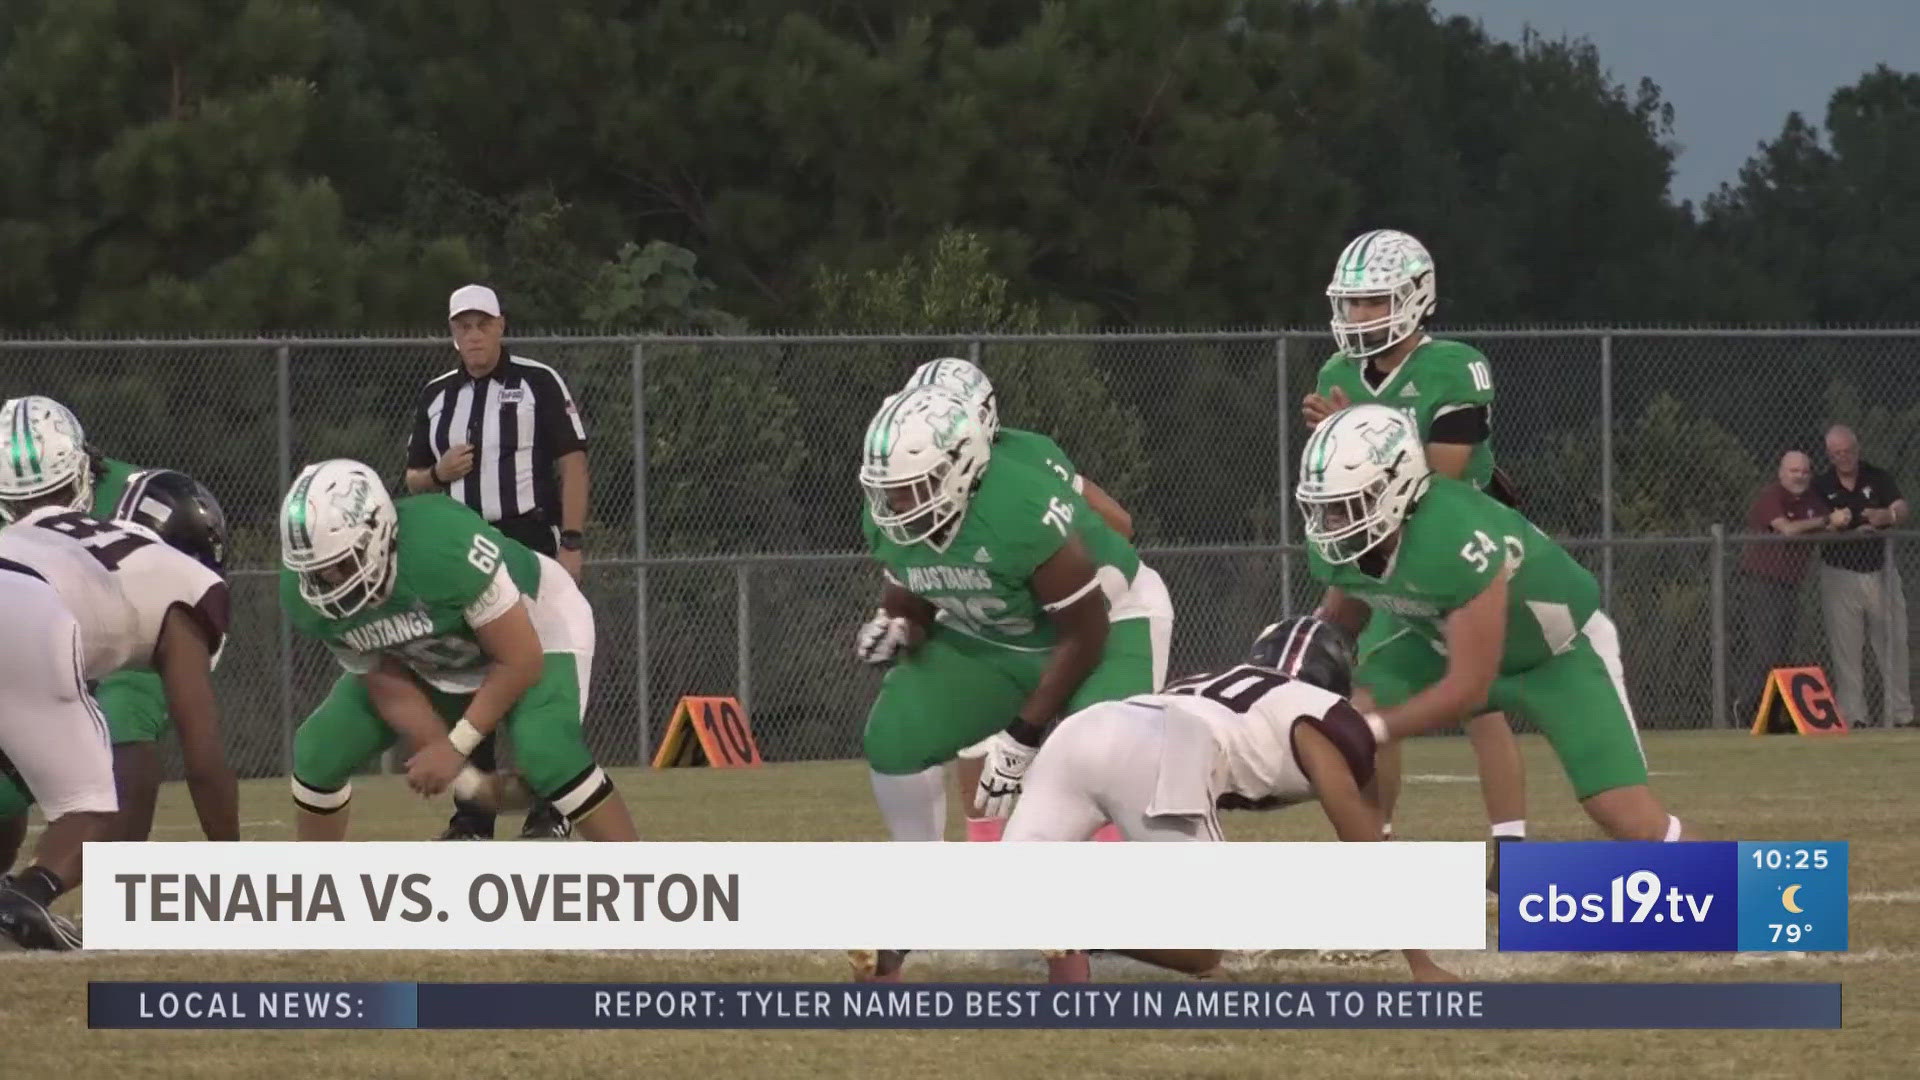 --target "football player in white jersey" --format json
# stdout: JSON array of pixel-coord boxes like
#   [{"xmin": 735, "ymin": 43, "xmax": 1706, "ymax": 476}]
[
  {"xmin": 0, "ymin": 468, "xmax": 234, "ymax": 859},
  {"xmin": 0, "ymin": 397, "xmax": 238, "ymax": 951},
  {"xmin": 1003, "ymin": 616, "xmax": 1456, "ymax": 982}
]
